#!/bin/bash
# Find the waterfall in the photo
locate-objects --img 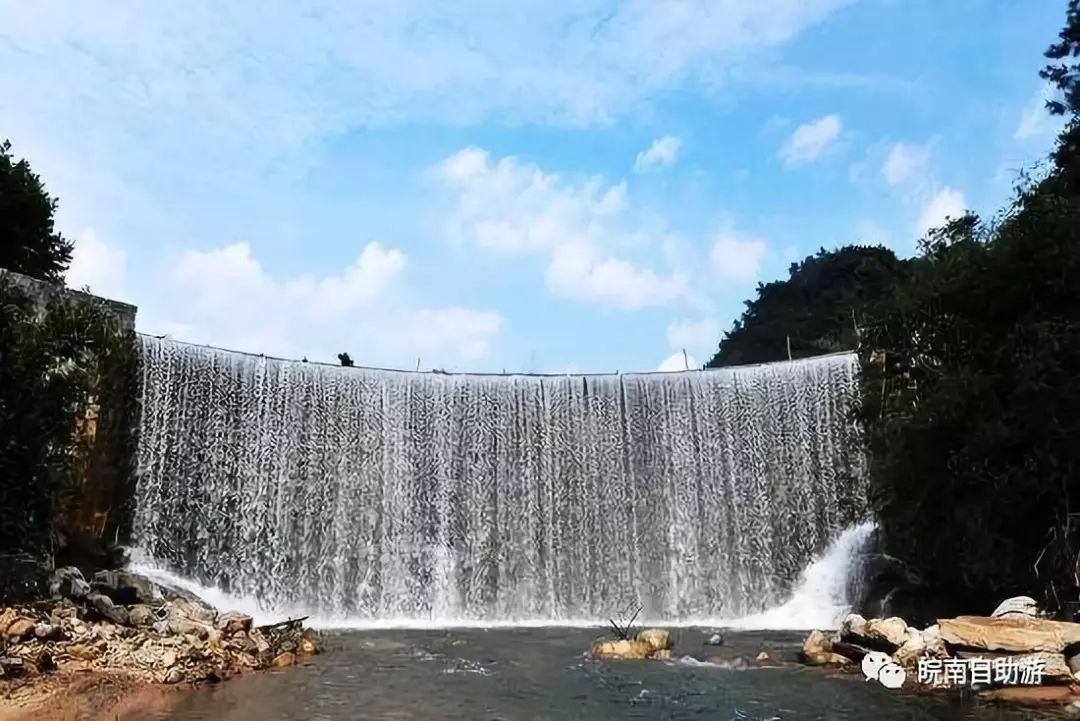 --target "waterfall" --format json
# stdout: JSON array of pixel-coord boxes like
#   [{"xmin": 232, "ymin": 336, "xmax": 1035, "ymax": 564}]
[{"xmin": 132, "ymin": 336, "xmax": 868, "ymax": 624}]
